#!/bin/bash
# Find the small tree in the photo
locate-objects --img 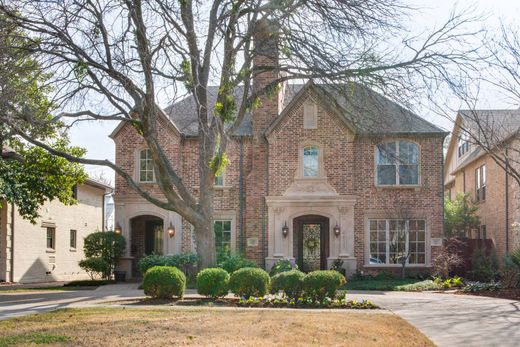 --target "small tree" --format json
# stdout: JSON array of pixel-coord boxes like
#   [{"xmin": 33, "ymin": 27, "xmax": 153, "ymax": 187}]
[
  {"xmin": 445, "ymin": 193, "xmax": 480, "ymax": 237},
  {"xmin": 81, "ymin": 231, "xmax": 126, "ymax": 280}
]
